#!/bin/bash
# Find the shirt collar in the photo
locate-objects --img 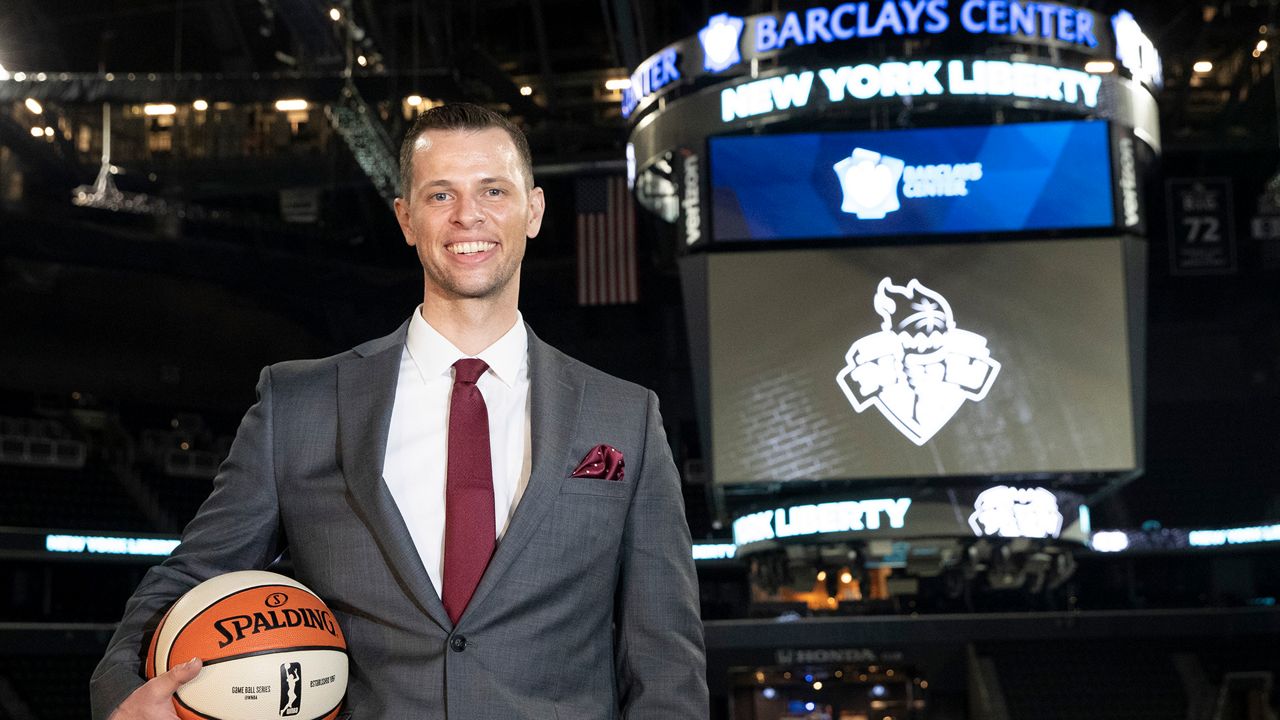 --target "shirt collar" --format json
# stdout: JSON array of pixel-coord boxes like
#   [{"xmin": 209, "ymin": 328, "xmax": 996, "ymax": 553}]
[{"xmin": 406, "ymin": 305, "xmax": 528, "ymax": 388}]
